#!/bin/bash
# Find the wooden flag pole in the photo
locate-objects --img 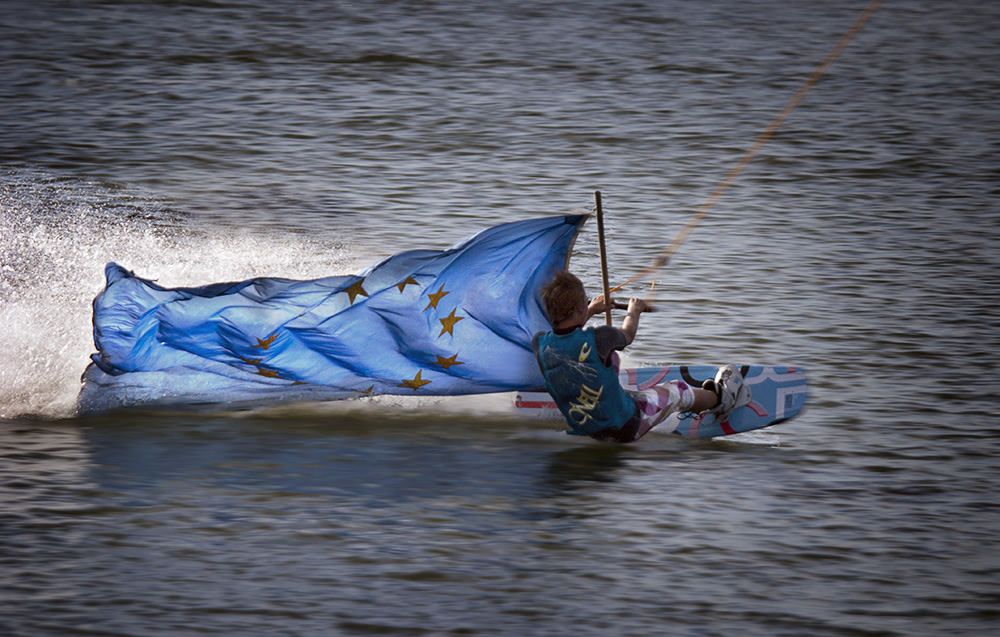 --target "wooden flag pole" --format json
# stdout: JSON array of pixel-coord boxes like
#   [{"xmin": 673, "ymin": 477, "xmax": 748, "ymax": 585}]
[{"xmin": 594, "ymin": 190, "xmax": 613, "ymax": 326}]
